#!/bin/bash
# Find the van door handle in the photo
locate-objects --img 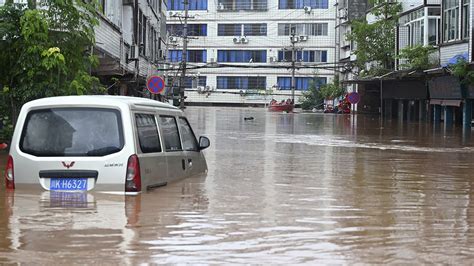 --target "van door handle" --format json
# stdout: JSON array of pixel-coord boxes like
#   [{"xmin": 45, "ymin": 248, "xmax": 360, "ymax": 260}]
[
  {"xmin": 188, "ymin": 158, "xmax": 193, "ymax": 167},
  {"xmin": 181, "ymin": 159, "xmax": 186, "ymax": 170}
]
